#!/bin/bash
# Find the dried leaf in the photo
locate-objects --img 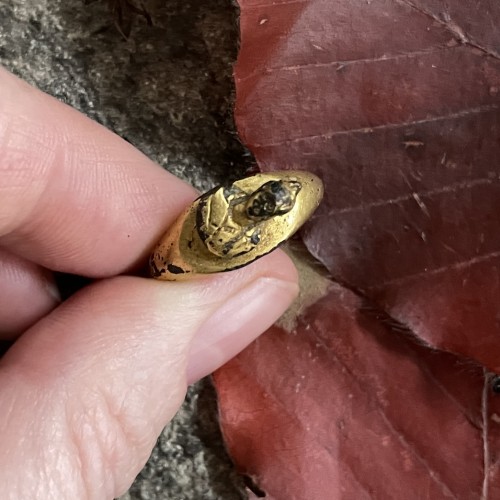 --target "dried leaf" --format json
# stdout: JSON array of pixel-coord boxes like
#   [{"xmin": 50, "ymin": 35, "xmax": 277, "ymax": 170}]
[
  {"xmin": 276, "ymin": 242, "xmax": 331, "ymax": 333},
  {"xmin": 234, "ymin": 0, "xmax": 500, "ymax": 368}
]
